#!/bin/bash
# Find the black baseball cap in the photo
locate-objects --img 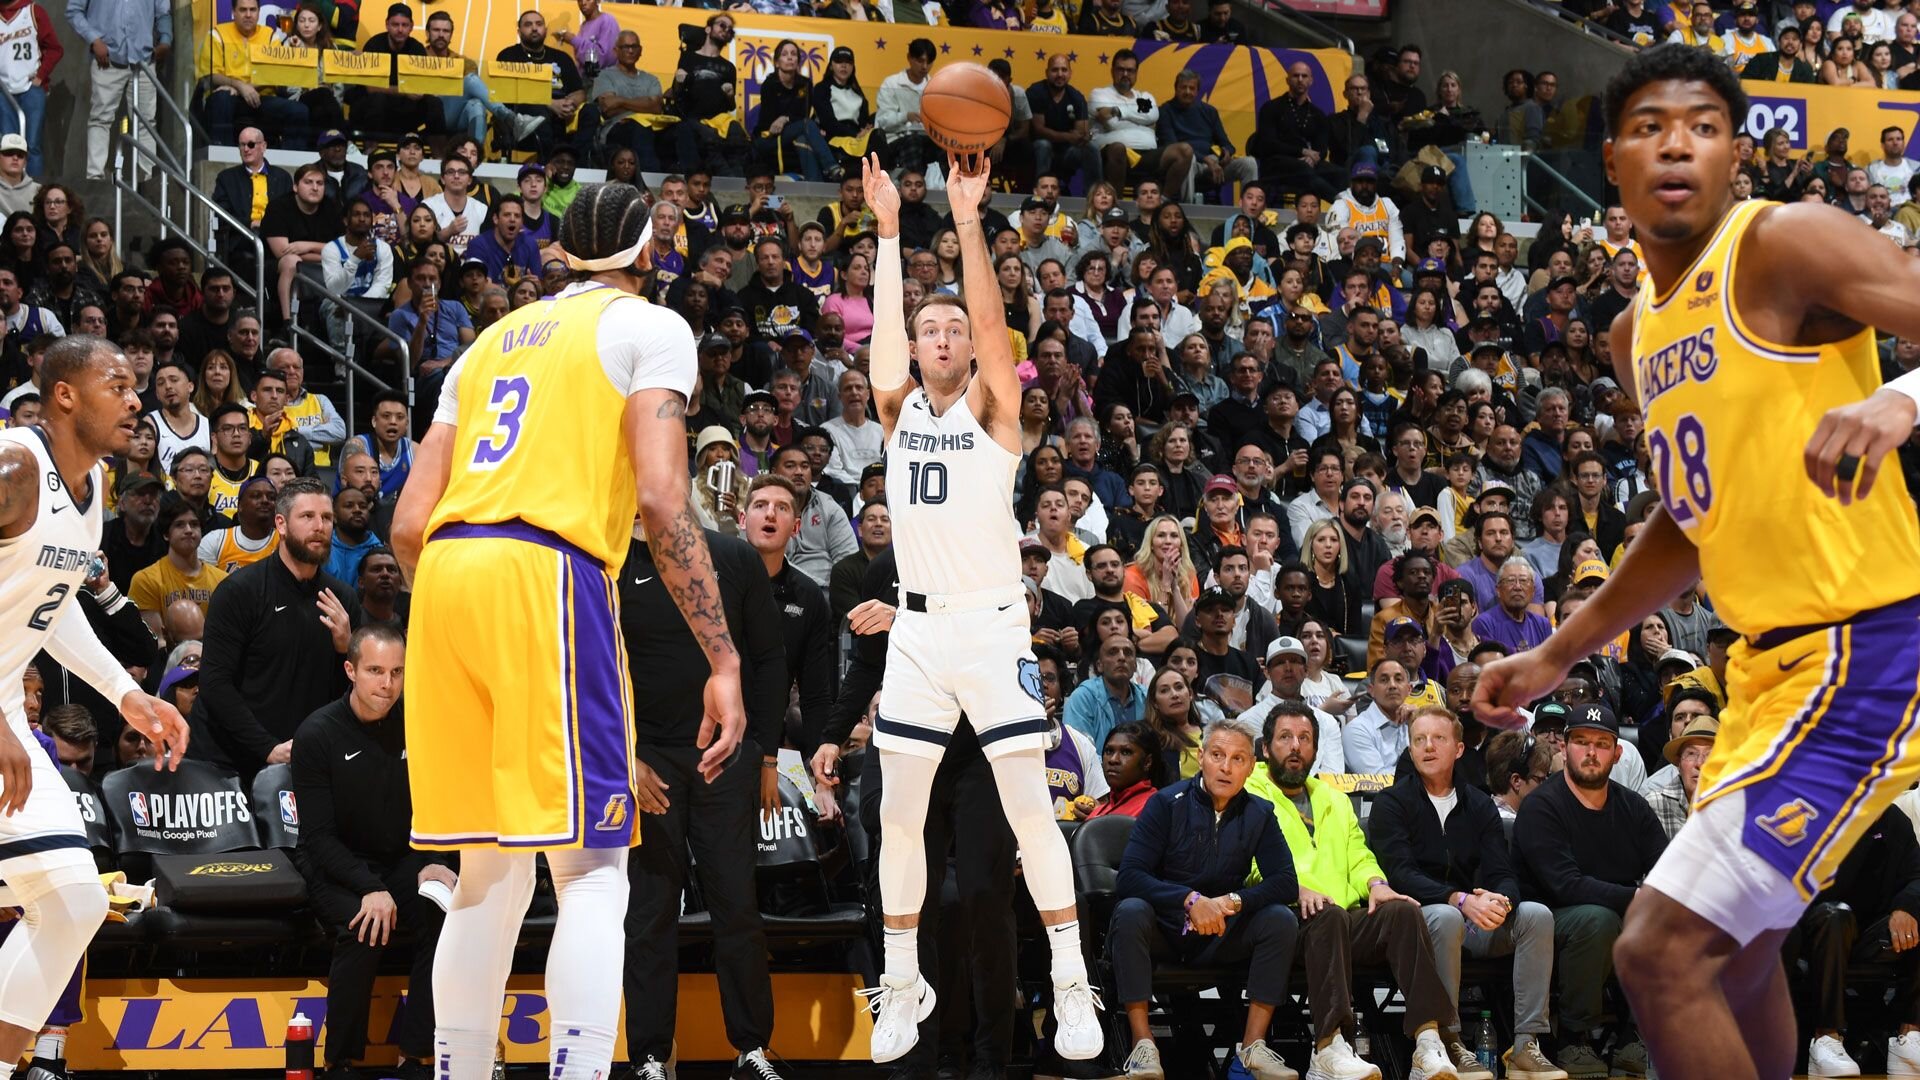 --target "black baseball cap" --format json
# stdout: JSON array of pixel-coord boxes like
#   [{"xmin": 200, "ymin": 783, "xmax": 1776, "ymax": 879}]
[
  {"xmin": 1563, "ymin": 701, "xmax": 1620, "ymax": 737},
  {"xmin": 698, "ymin": 332, "xmax": 732, "ymax": 353},
  {"xmin": 1101, "ymin": 207, "xmax": 1130, "ymax": 226},
  {"xmin": 1020, "ymin": 196, "xmax": 1052, "ymax": 214},
  {"xmin": 1195, "ymin": 586, "xmax": 1237, "ymax": 611},
  {"xmin": 721, "ymin": 204, "xmax": 751, "ymax": 226}
]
